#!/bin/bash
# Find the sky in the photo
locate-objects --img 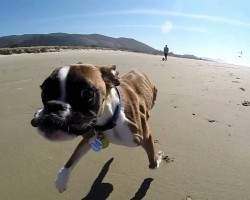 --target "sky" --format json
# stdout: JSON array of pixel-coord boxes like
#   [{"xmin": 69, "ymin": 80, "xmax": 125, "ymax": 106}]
[{"xmin": 0, "ymin": 0, "xmax": 250, "ymax": 66}]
